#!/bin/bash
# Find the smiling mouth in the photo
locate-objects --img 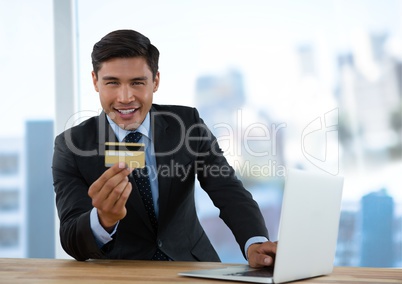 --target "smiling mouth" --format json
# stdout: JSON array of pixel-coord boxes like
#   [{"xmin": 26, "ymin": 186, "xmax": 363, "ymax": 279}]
[{"xmin": 115, "ymin": 108, "xmax": 137, "ymax": 115}]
